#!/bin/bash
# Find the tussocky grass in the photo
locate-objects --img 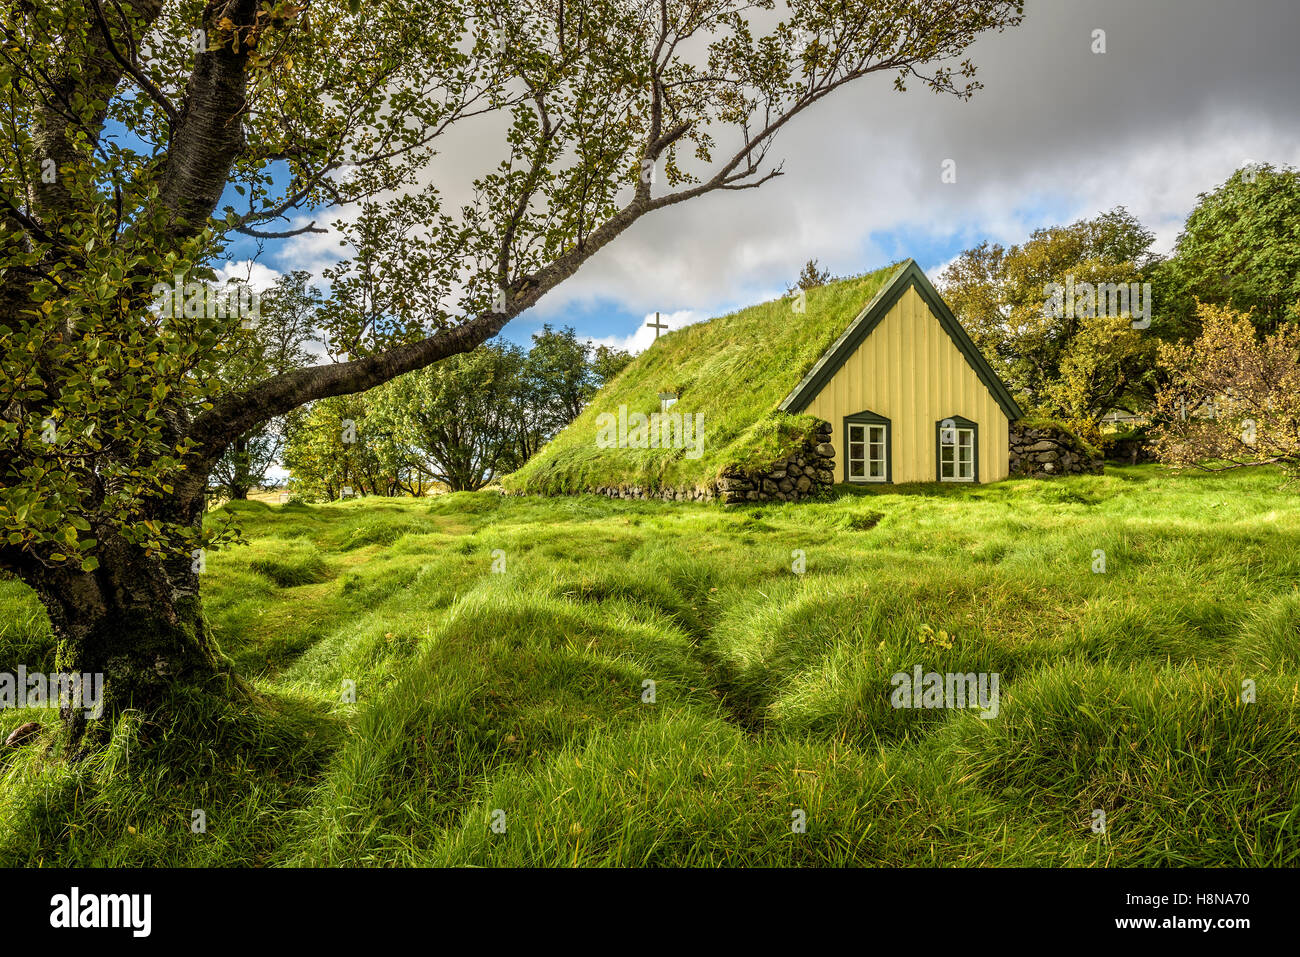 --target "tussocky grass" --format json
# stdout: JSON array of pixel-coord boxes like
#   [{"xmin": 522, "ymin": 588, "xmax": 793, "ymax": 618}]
[{"xmin": 0, "ymin": 464, "xmax": 1297, "ymax": 866}]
